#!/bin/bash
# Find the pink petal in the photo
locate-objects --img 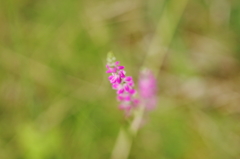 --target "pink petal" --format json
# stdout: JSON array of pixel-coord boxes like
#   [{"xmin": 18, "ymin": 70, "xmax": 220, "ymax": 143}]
[
  {"xmin": 124, "ymin": 76, "xmax": 132, "ymax": 81},
  {"xmin": 129, "ymin": 89, "xmax": 135, "ymax": 94},
  {"xmin": 128, "ymin": 82, "xmax": 134, "ymax": 87},
  {"xmin": 119, "ymin": 70, "xmax": 126, "ymax": 78},
  {"xmin": 125, "ymin": 96, "xmax": 131, "ymax": 101},
  {"xmin": 112, "ymin": 83, "xmax": 119, "ymax": 89},
  {"xmin": 117, "ymin": 66, "xmax": 124, "ymax": 69},
  {"xmin": 116, "ymin": 77, "xmax": 121, "ymax": 83},
  {"xmin": 115, "ymin": 61, "xmax": 120, "ymax": 65},
  {"xmin": 110, "ymin": 68, "xmax": 116, "ymax": 73},
  {"xmin": 117, "ymin": 95, "xmax": 124, "ymax": 101},
  {"xmin": 124, "ymin": 85, "xmax": 130, "ymax": 92},
  {"xmin": 117, "ymin": 88, "xmax": 124, "ymax": 94},
  {"xmin": 106, "ymin": 70, "xmax": 112, "ymax": 73},
  {"xmin": 110, "ymin": 76, "xmax": 117, "ymax": 83}
]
